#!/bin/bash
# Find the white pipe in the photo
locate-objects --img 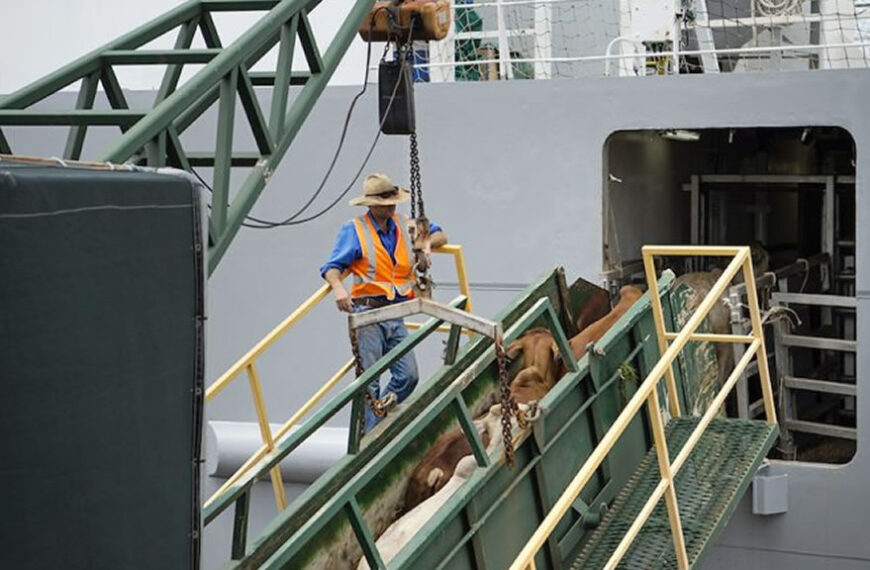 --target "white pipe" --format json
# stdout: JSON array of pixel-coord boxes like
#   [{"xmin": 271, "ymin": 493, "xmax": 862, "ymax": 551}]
[
  {"xmin": 205, "ymin": 421, "xmax": 347, "ymax": 484},
  {"xmin": 495, "ymin": 0, "xmax": 513, "ymax": 79},
  {"xmin": 604, "ymin": 36, "xmax": 644, "ymax": 76}
]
